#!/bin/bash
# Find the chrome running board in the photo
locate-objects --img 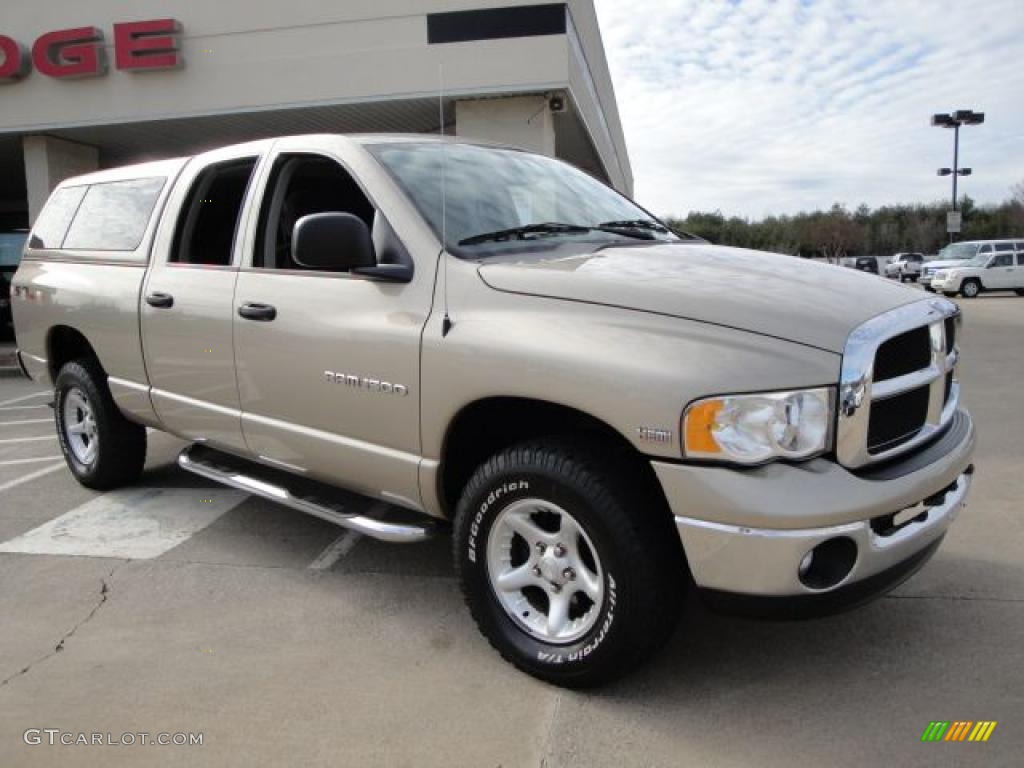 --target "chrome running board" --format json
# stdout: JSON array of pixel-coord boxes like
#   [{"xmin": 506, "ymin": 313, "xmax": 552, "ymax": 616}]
[{"xmin": 177, "ymin": 445, "xmax": 436, "ymax": 544}]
